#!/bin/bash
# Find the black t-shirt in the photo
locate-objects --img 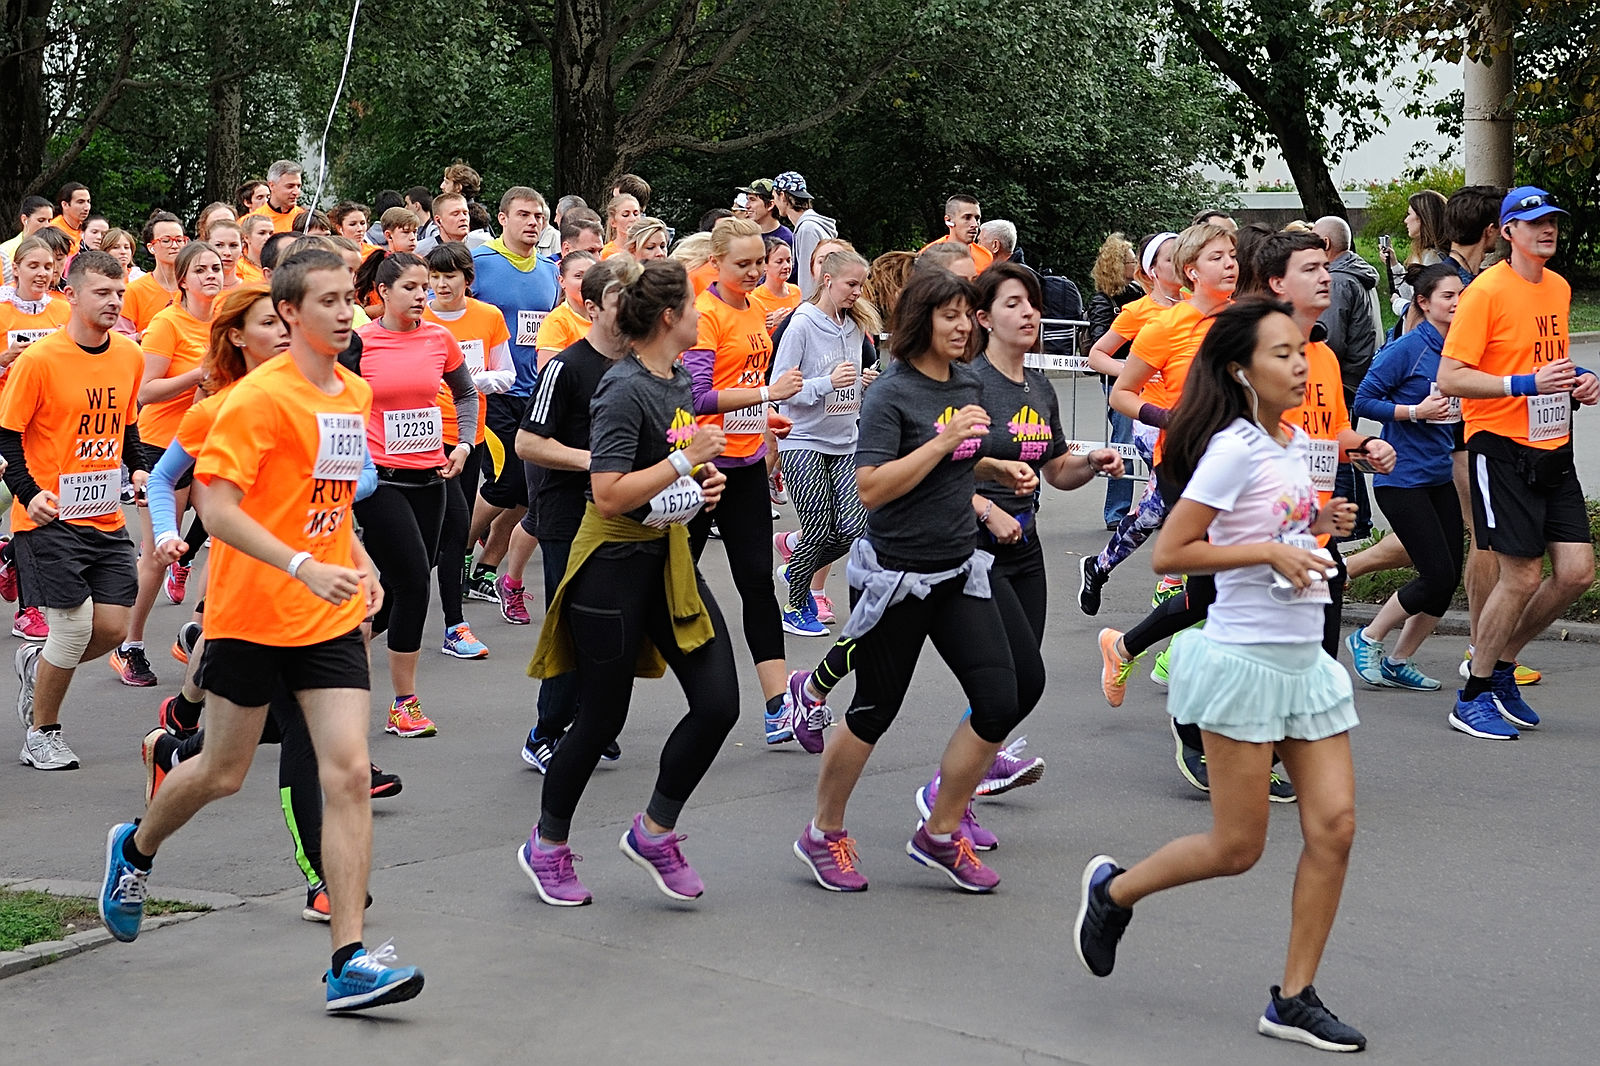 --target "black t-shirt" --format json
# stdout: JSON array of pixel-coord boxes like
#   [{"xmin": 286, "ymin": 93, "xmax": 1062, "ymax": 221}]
[
  {"xmin": 973, "ymin": 355, "xmax": 1067, "ymax": 518},
  {"xmin": 521, "ymin": 338, "xmax": 618, "ymax": 540},
  {"xmin": 587, "ymin": 354, "xmax": 697, "ymax": 527},
  {"xmin": 854, "ymin": 358, "xmax": 985, "ymax": 567}
]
